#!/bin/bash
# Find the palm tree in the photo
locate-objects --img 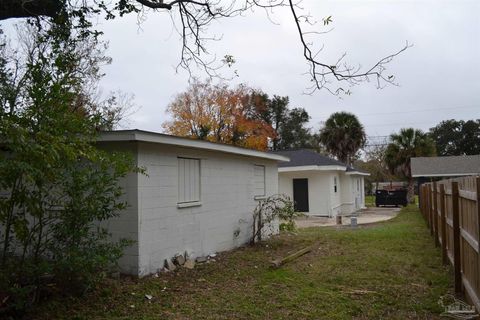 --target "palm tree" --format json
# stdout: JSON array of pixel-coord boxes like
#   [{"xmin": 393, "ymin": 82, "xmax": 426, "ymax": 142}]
[
  {"xmin": 384, "ymin": 128, "xmax": 436, "ymax": 203},
  {"xmin": 319, "ymin": 112, "xmax": 366, "ymax": 165}
]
